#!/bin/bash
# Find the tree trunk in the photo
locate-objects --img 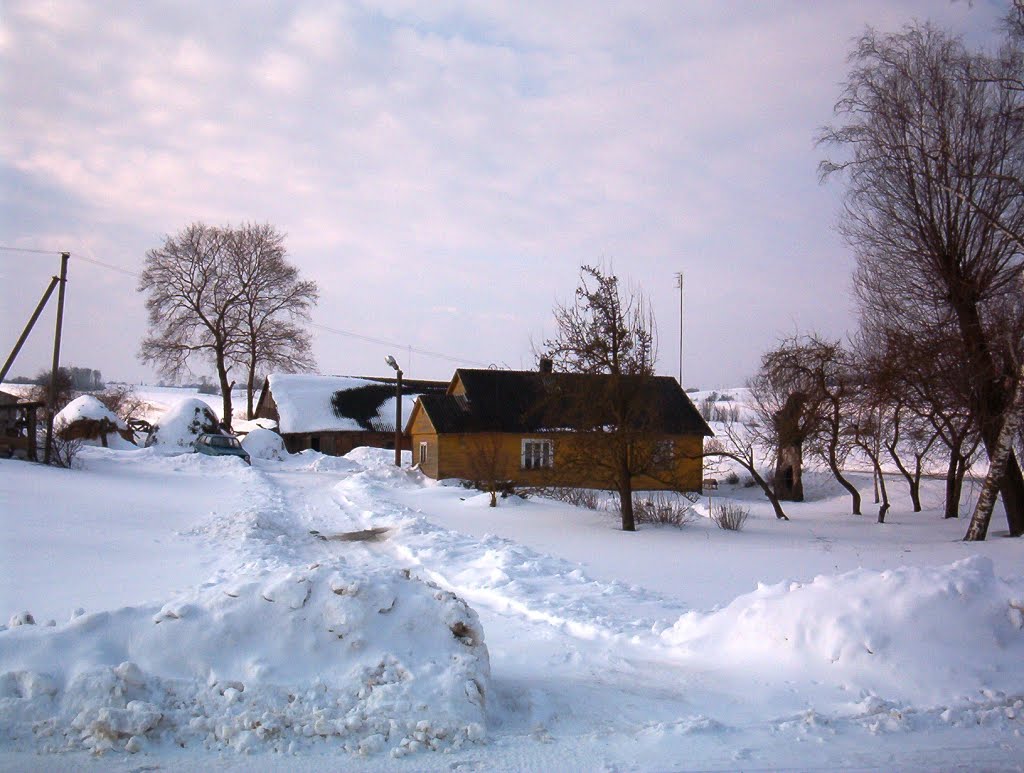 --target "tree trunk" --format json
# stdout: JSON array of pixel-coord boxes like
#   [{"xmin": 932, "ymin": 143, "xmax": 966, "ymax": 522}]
[
  {"xmin": 619, "ymin": 488, "xmax": 635, "ymax": 531},
  {"xmin": 773, "ymin": 444, "xmax": 804, "ymax": 501},
  {"xmin": 951, "ymin": 296, "xmax": 1024, "ymax": 535},
  {"xmin": 965, "ymin": 366, "xmax": 1024, "ymax": 540},
  {"xmin": 246, "ymin": 360, "xmax": 257, "ymax": 420},
  {"xmin": 875, "ymin": 466, "xmax": 890, "ymax": 523},
  {"xmin": 943, "ymin": 452, "xmax": 961, "ymax": 519},
  {"xmin": 828, "ymin": 445, "xmax": 861, "ymax": 515},
  {"xmin": 751, "ymin": 467, "xmax": 790, "ymax": 520},
  {"xmin": 216, "ymin": 352, "xmax": 233, "ymax": 431}
]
